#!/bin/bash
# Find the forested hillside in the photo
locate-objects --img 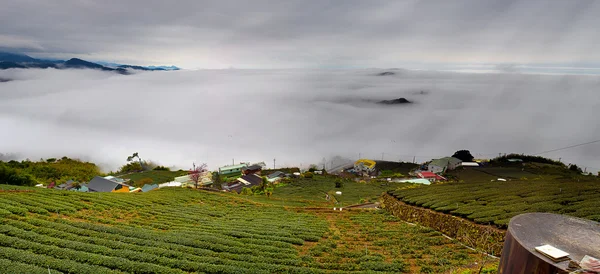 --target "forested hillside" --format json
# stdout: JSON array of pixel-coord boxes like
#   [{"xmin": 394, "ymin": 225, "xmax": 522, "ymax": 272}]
[{"xmin": 0, "ymin": 157, "xmax": 101, "ymax": 186}]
